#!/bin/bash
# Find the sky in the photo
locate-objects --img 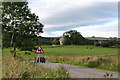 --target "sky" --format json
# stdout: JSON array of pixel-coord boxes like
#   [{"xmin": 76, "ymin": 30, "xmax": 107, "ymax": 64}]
[{"xmin": 28, "ymin": 0, "xmax": 118, "ymax": 38}]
